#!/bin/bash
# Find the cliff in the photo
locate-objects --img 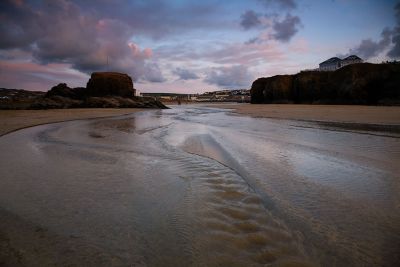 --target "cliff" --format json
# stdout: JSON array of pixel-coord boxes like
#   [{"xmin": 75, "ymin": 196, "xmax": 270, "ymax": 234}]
[{"xmin": 251, "ymin": 63, "xmax": 400, "ymax": 105}]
